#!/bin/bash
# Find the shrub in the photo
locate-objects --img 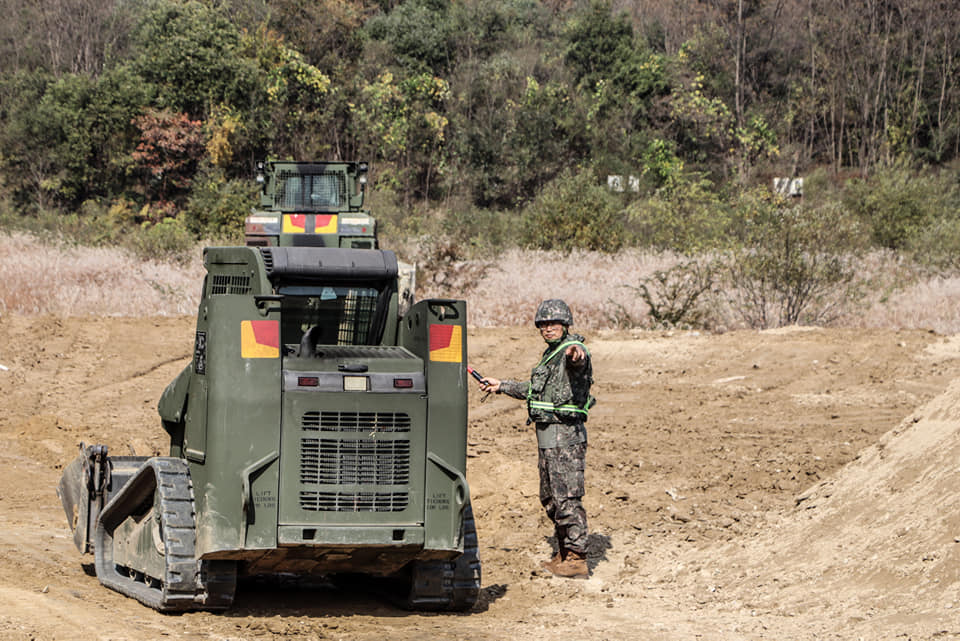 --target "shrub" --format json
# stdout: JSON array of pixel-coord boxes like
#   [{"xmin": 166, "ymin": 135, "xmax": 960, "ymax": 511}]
[
  {"xmin": 519, "ymin": 168, "xmax": 627, "ymax": 252},
  {"xmin": 843, "ymin": 159, "xmax": 959, "ymax": 250},
  {"xmin": 632, "ymin": 258, "xmax": 719, "ymax": 328},
  {"xmin": 182, "ymin": 166, "xmax": 255, "ymax": 240},
  {"xmin": 723, "ymin": 200, "xmax": 870, "ymax": 328},
  {"xmin": 127, "ymin": 216, "xmax": 196, "ymax": 264},
  {"xmin": 626, "ymin": 175, "xmax": 731, "ymax": 253},
  {"xmin": 441, "ymin": 204, "xmax": 519, "ymax": 257},
  {"xmin": 910, "ymin": 216, "xmax": 960, "ymax": 274}
]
